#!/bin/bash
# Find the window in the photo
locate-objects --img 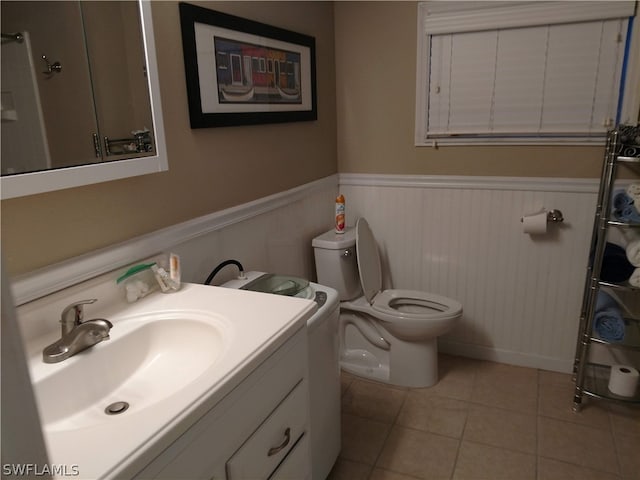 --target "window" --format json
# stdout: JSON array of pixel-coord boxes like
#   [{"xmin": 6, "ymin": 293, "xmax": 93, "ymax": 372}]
[{"xmin": 415, "ymin": 1, "xmax": 640, "ymax": 145}]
